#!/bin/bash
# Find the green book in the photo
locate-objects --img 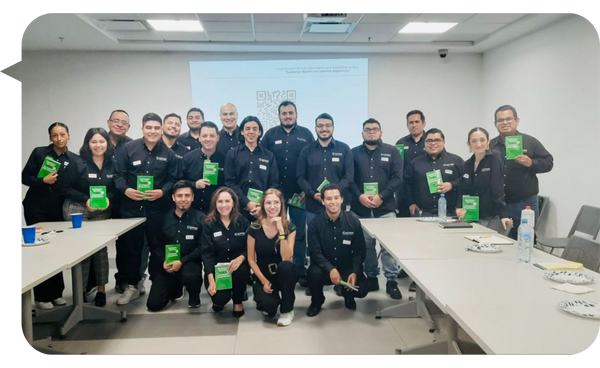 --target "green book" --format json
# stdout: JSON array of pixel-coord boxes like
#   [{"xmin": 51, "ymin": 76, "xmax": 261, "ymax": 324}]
[
  {"xmin": 426, "ymin": 170, "xmax": 443, "ymax": 194},
  {"xmin": 363, "ymin": 182, "xmax": 379, "ymax": 195},
  {"xmin": 395, "ymin": 144, "xmax": 405, "ymax": 160},
  {"xmin": 37, "ymin": 156, "xmax": 61, "ymax": 178},
  {"xmin": 316, "ymin": 178, "xmax": 330, "ymax": 193},
  {"xmin": 247, "ymin": 188, "xmax": 263, "ymax": 203},
  {"xmin": 462, "ymin": 195, "xmax": 480, "ymax": 222},
  {"xmin": 89, "ymin": 186, "xmax": 108, "ymax": 209},
  {"xmin": 505, "ymin": 135, "xmax": 523, "ymax": 160},
  {"xmin": 288, "ymin": 193, "xmax": 306, "ymax": 209},
  {"xmin": 165, "ymin": 244, "xmax": 180, "ymax": 264},
  {"xmin": 137, "ymin": 176, "xmax": 154, "ymax": 192},
  {"xmin": 215, "ymin": 263, "xmax": 232, "ymax": 290},
  {"xmin": 203, "ymin": 160, "xmax": 219, "ymax": 185}
]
